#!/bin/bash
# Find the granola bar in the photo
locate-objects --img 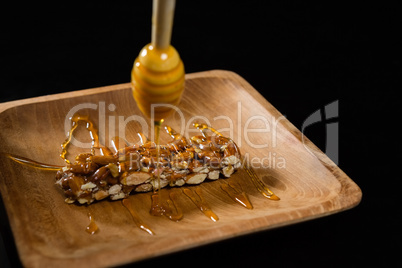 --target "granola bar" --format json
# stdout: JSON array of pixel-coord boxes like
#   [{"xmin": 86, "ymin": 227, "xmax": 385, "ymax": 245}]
[{"xmin": 55, "ymin": 125, "xmax": 241, "ymax": 204}]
